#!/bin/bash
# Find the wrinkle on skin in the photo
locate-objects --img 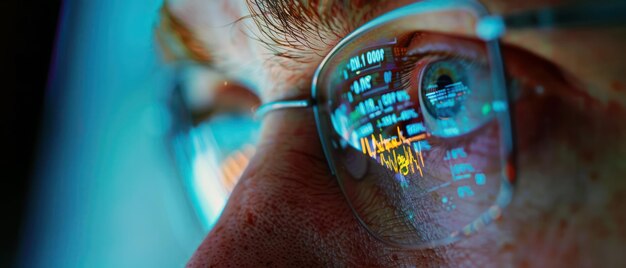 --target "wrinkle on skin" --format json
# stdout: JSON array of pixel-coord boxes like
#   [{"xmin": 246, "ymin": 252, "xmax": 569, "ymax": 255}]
[
  {"xmin": 176, "ymin": 0, "xmax": 626, "ymax": 266},
  {"xmin": 504, "ymin": 28, "xmax": 626, "ymax": 107},
  {"xmin": 189, "ymin": 110, "xmax": 469, "ymax": 266}
]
